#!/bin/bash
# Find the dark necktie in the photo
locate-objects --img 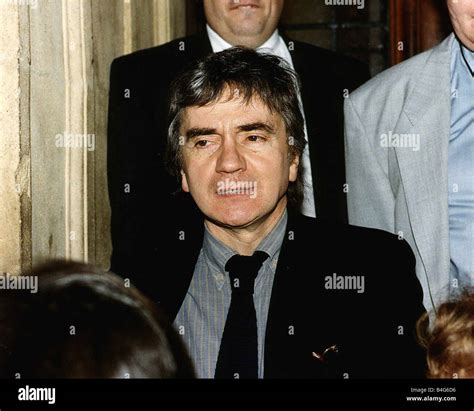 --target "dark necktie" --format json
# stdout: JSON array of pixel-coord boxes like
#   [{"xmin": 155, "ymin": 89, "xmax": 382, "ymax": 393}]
[{"xmin": 214, "ymin": 251, "xmax": 269, "ymax": 379}]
